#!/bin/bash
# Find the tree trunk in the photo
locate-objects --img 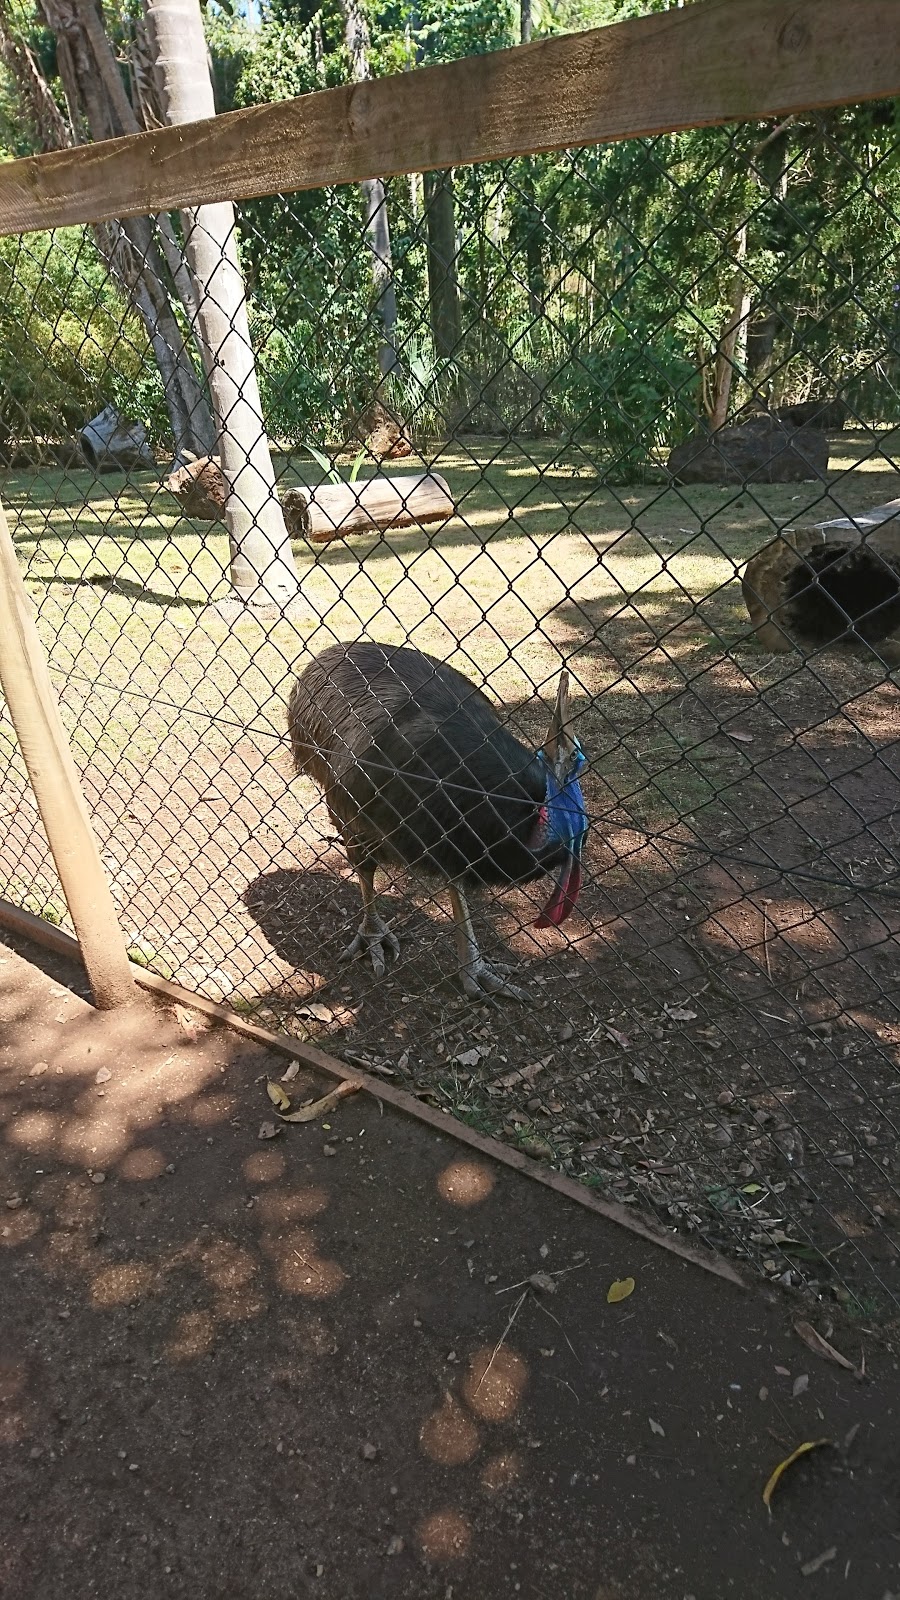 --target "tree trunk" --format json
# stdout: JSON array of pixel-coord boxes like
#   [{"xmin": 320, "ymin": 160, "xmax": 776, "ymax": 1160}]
[
  {"xmin": 520, "ymin": 0, "xmax": 532, "ymax": 43},
  {"xmin": 28, "ymin": 0, "xmax": 215, "ymax": 460},
  {"xmin": 340, "ymin": 0, "xmax": 399, "ymax": 379},
  {"xmin": 142, "ymin": 0, "xmax": 300, "ymax": 608},
  {"xmin": 104, "ymin": 218, "xmax": 217, "ymax": 460},
  {"xmin": 707, "ymin": 225, "xmax": 750, "ymax": 431},
  {"xmin": 423, "ymin": 170, "xmax": 461, "ymax": 359},
  {"xmin": 746, "ymin": 124, "xmax": 791, "ymax": 403}
]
